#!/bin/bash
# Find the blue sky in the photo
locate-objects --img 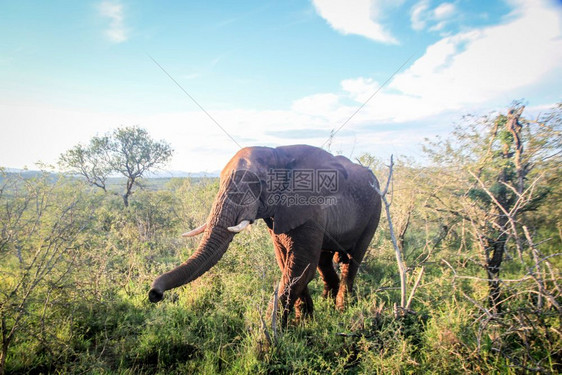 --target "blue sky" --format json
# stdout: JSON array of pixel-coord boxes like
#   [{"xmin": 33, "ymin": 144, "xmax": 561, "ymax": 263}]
[{"xmin": 1, "ymin": 0, "xmax": 561, "ymax": 172}]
